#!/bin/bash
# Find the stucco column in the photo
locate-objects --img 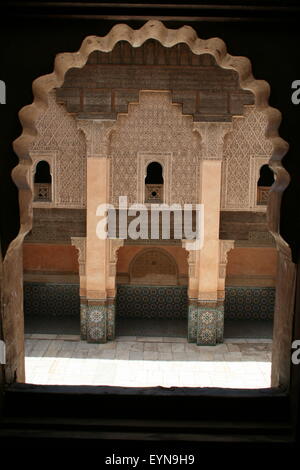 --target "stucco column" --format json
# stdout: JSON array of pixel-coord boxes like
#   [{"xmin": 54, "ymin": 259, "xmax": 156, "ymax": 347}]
[
  {"xmin": 217, "ymin": 240, "xmax": 235, "ymax": 342},
  {"xmin": 86, "ymin": 156, "xmax": 108, "ymax": 299},
  {"xmin": 106, "ymin": 239, "xmax": 124, "ymax": 340},
  {"xmin": 71, "ymin": 237, "xmax": 87, "ymax": 339},
  {"xmin": 84, "ymin": 156, "xmax": 109, "ymax": 342},
  {"xmin": 188, "ymin": 122, "xmax": 232, "ymax": 345},
  {"xmin": 78, "ymin": 119, "xmax": 116, "ymax": 343},
  {"xmin": 218, "ymin": 240, "xmax": 235, "ymax": 297}
]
